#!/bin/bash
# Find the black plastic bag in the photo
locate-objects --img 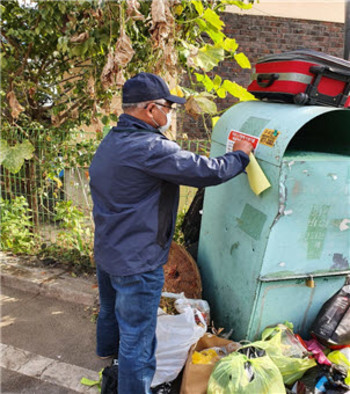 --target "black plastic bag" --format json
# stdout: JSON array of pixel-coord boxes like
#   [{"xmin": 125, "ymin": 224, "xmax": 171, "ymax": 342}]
[
  {"xmin": 311, "ymin": 284, "xmax": 350, "ymax": 346},
  {"xmin": 101, "ymin": 358, "xmax": 118, "ymax": 394}
]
